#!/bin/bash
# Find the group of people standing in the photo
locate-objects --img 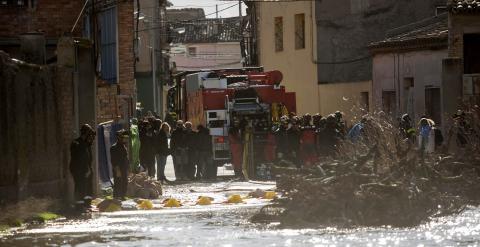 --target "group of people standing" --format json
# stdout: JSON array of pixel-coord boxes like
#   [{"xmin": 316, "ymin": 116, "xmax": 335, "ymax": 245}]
[
  {"xmin": 270, "ymin": 111, "xmax": 348, "ymax": 168},
  {"xmin": 135, "ymin": 116, "xmax": 215, "ymax": 182}
]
